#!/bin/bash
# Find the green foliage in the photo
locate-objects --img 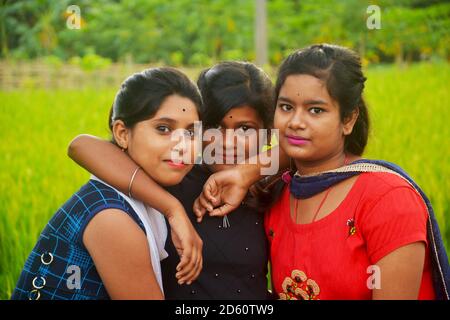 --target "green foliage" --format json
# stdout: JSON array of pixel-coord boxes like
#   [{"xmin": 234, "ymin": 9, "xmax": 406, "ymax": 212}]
[
  {"xmin": 70, "ymin": 52, "xmax": 112, "ymax": 71},
  {"xmin": 1, "ymin": 0, "xmax": 448, "ymax": 65},
  {"xmin": 41, "ymin": 55, "xmax": 63, "ymax": 68},
  {"xmin": 169, "ymin": 51, "xmax": 184, "ymax": 66}
]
